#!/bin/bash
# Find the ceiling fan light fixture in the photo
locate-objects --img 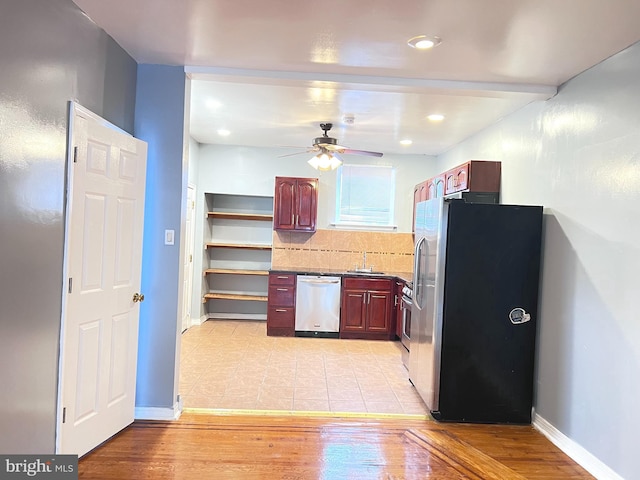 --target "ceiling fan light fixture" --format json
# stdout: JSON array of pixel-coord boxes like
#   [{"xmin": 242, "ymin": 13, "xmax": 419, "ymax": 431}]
[
  {"xmin": 308, "ymin": 152, "xmax": 342, "ymax": 171},
  {"xmin": 407, "ymin": 35, "xmax": 442, "ymax": 50},
  {"xmin": 427, "ymin": 113, "xmax": 445, "ymax": 122}
]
